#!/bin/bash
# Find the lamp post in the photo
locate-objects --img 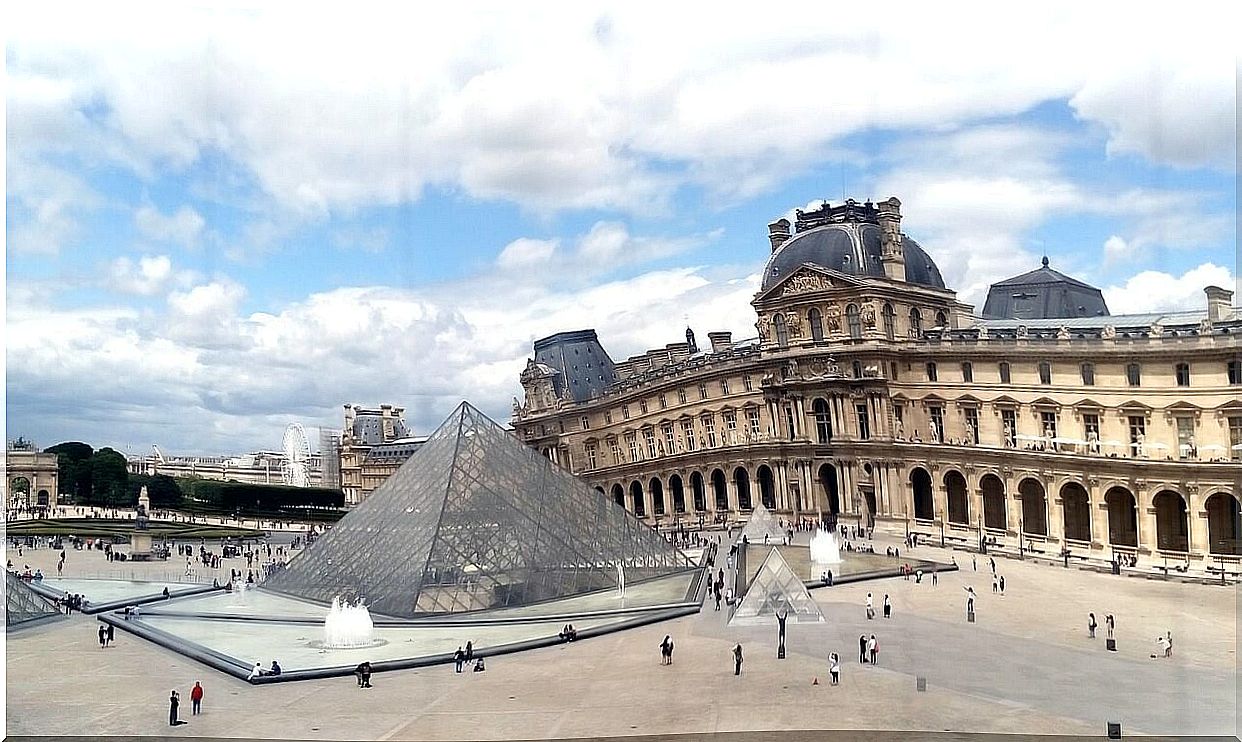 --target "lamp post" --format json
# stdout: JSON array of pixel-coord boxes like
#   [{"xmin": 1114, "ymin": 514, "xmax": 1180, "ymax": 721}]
[{"xmin": 1019, "ymin": 516, "xmax": 1025, "ymax": 560}]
